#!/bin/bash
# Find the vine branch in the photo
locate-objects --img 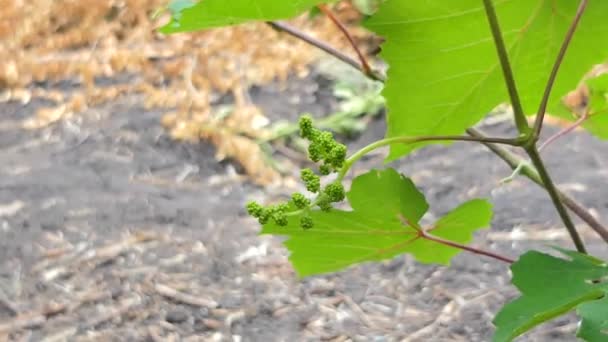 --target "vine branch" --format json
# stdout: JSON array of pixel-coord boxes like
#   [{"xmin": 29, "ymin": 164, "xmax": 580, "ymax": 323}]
[
  {"xmin": 288, "ymin": 133, "xmax": 523, "ymax": 219},
  {"xmin": 317, "ymin": 4, "xmax": 374, "ymax": 78},
  {"xmin": 265, "ymin": 8, "xmax": 608, "ymax": 247},
  {"xmin": 422, "ymin": 232, "xmax": 515, "ymax": 264},
  {"xmin": 337, "ymin": 134, "xmax": 522, "ymax": 182},
  {"xmin": 267, "ymin": 21, "xmax": 385, "ymax": 82},
  {"xmin": 467, "ymin": 127, "xmax": 608, "ymax": 244},
  {"xmin": 538, "ymin": 112, "xmax": 588, "ymax": 151},
  {"xmin": 525, "ymin": 146, "xmax": 587, "ymax": 252},
  {"xmin": 533, "ymin": 0, "xmax": 590, "ymax": 137},
  {"xmin": 482, "ymin": 0, "xmax": 530, "ymax": 136},
  {"xmin": 399, "ymin": 215, "xmax": 514, "ymax": 264}
]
